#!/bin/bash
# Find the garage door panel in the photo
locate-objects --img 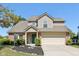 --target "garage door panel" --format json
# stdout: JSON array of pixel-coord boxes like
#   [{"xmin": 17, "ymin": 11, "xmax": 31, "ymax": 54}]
[
  {"xmin": 41, "ymin": 32, "xmax": 65, "ymax": 45},
  {"xmin": 42, "ymin": 38, "xmax": 65, "ymax": 45},
  {"xmin": 42, "ymin": 36, "xmax": 65, "ymax": 38}
]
